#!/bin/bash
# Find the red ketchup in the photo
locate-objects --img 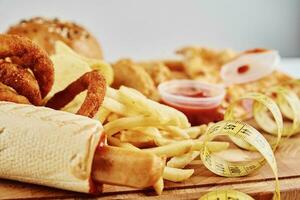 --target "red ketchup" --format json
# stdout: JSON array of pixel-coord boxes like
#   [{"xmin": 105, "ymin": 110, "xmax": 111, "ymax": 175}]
[{"xmin": 158, "ymin": 80, "xmax": 226, "ymax": 126}]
